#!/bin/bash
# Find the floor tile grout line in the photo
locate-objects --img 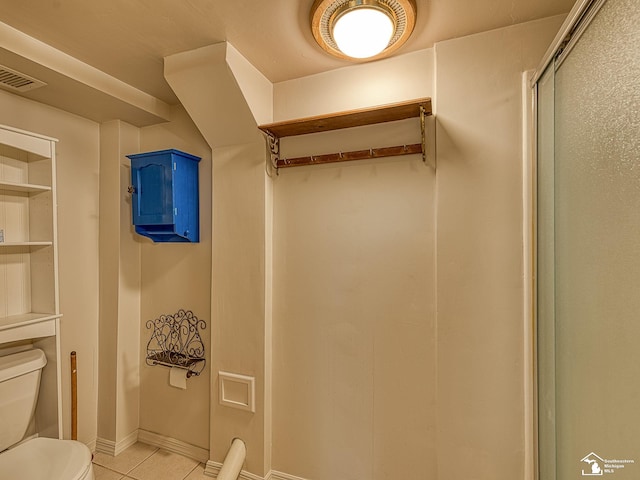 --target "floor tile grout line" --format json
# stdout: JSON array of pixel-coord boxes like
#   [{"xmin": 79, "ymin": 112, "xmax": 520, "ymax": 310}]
[
  {"xmin": 92, "ymin": 444, "xmax": 160, "ymax": 476},
  {"xmin": 181, "ymin": 461, "xmax": 201, "ymax": 479},
  {"xmin": 125, "ymin": 447, "xmax": 160, "ymax": 474},
  {"xmin": 93, "ymin": 463, "xmax": 127, "ymax": 478},
  {"xmin": 93, "ymin": 443, "xmax": 202, "ymax": 479}
]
